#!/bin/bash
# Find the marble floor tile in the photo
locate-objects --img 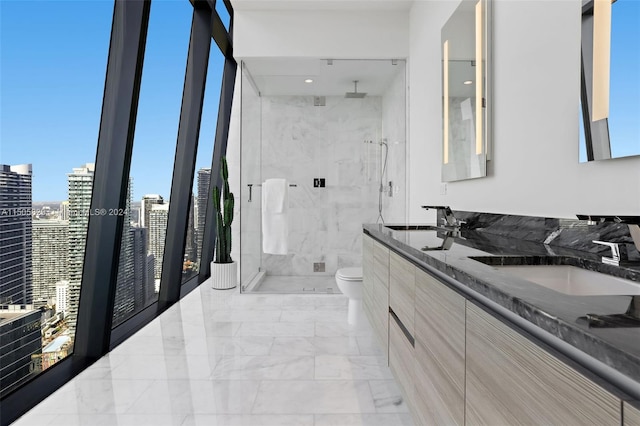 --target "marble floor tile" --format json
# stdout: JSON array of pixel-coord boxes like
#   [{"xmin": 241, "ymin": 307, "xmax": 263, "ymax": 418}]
[
  {"xmin": 208, "ymin": 309, "xmax": 282, "ymax": 322},
  {"xmin": 31, "ymin": 379, "xmax": 154, "ymax": 415},
  {"xmin": 314, "ymin": 355, "xmax": 394, "ymax": 380},
  {"xmin": 211, "ymin": 356, "xmax": 314, "ymax": 380},
  {"xmin": 124, "ymin": 379, "xmax": 260, "ymax": 415},
  {"xmin": 14, "ymin": 279, "xmax": 413, "ymax": 426},
  {"xmin": 199, "ymin": 321, "xmax": 243, "ymax": 337},
  {"xmin": 280, "ymin": 309, "xmax": 347, "ymax": 322},
  {"xmin": 254, "ymin": 275, "xmax": 340, "ymax": 294},
  {"xmin": 235, "ymin": 321, "xmax": 315, "ymax": 337},
  {"xmin": 251, "ymin": 380, "xmax": 377, "ymax": 414},
  {"xmin": 184, "ymin": 335, "xmax": 274, "ymax": 356},
  {"xmin": 73, "ymin": 355, "xmax": 126, "ymax": 381},
  {"xmin": 46, "ymin": 413, "xmax": 188, "ymax": 426},
  {"xmin": 109, "ymin": 334, "xmax": 187, "ymax": 356},
  {"xmin": 315, "ymin": 321, "xmax": 374, "ymax": 337},
  {"xmin": 356, "ymin": 335, "xmax": 387, "ymax": 356},
  {"xmin": 9, "ymin": 413, "xmax": 57, "ymax": 426},
  {"xmin": 314, "ymin": 413, "xmax": 414, "ymax": 426},
  {"xmin": 269, "ymin": 336, "xmax": 360, "ymax": 356},
  {"xmin": 368, "ymin": 380, "xmax": 410, "ymax": 413},
  {"xmin": 107, "ymin": 354, "xmax": 218, "ymax": 381},
  {"xmin": 182, "ymin": 414, "xmax": 315, "ymax": 426}
]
